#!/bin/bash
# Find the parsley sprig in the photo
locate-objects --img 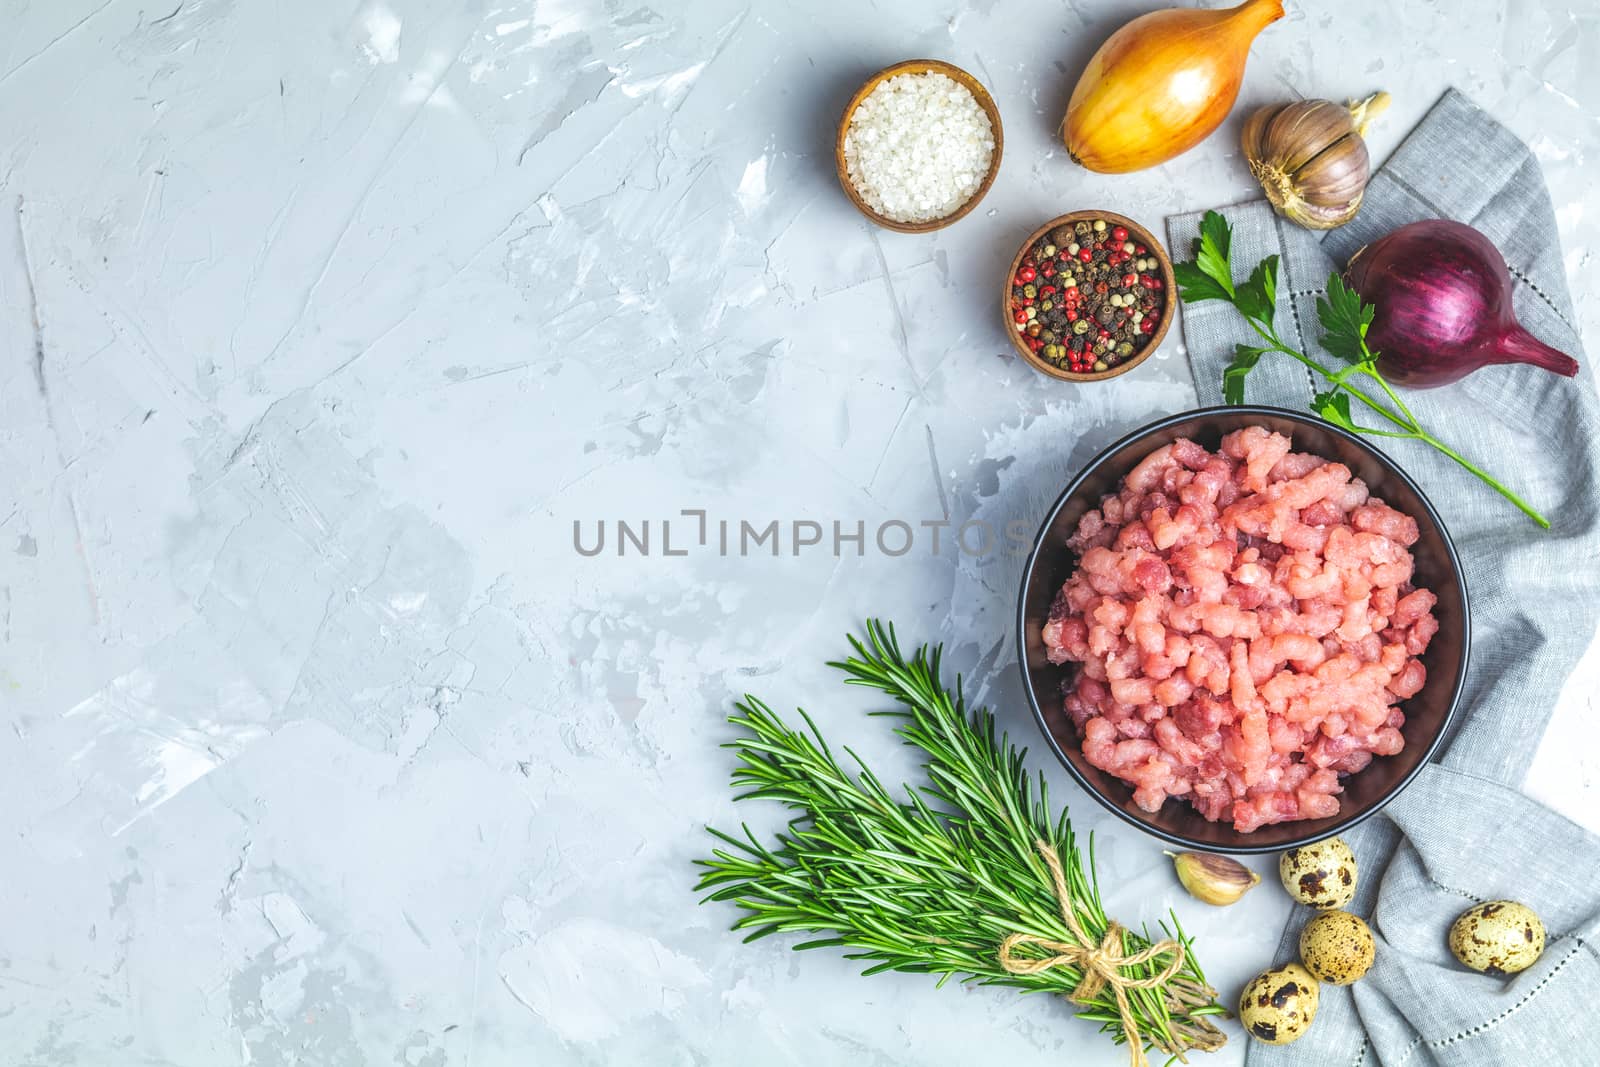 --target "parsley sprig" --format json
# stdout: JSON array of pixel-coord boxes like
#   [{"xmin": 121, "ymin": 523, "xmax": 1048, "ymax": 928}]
[{"xmin": 1176, "ymin": 210, "xmax": 1549, "ymax": 528}]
